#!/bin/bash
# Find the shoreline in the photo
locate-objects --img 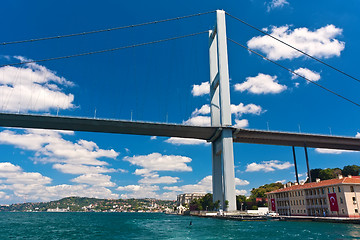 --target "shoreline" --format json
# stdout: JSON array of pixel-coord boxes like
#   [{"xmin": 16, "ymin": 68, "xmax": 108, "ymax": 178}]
[{"xmin": 188, "ymin": 212, "xmax": 360, "ymax": 224}]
